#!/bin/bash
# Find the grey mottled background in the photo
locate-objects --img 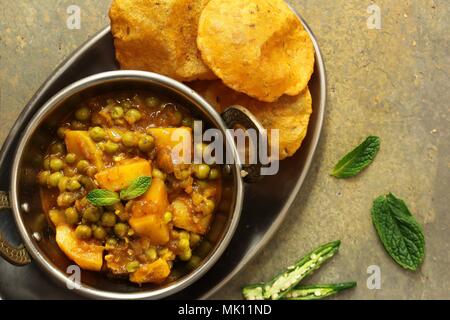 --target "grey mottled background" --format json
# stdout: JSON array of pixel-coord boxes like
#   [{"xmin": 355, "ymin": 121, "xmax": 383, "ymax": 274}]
[{"xmin": 0, "ymin": 0, "xmax": 449, "ymax": 299}]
